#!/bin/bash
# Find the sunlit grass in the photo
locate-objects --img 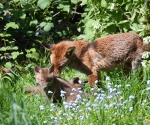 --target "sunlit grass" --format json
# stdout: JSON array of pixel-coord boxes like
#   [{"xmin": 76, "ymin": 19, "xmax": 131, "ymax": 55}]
[{"xmin": 0, "ymin": 66, "xmax": 150, "ymax": 125}]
